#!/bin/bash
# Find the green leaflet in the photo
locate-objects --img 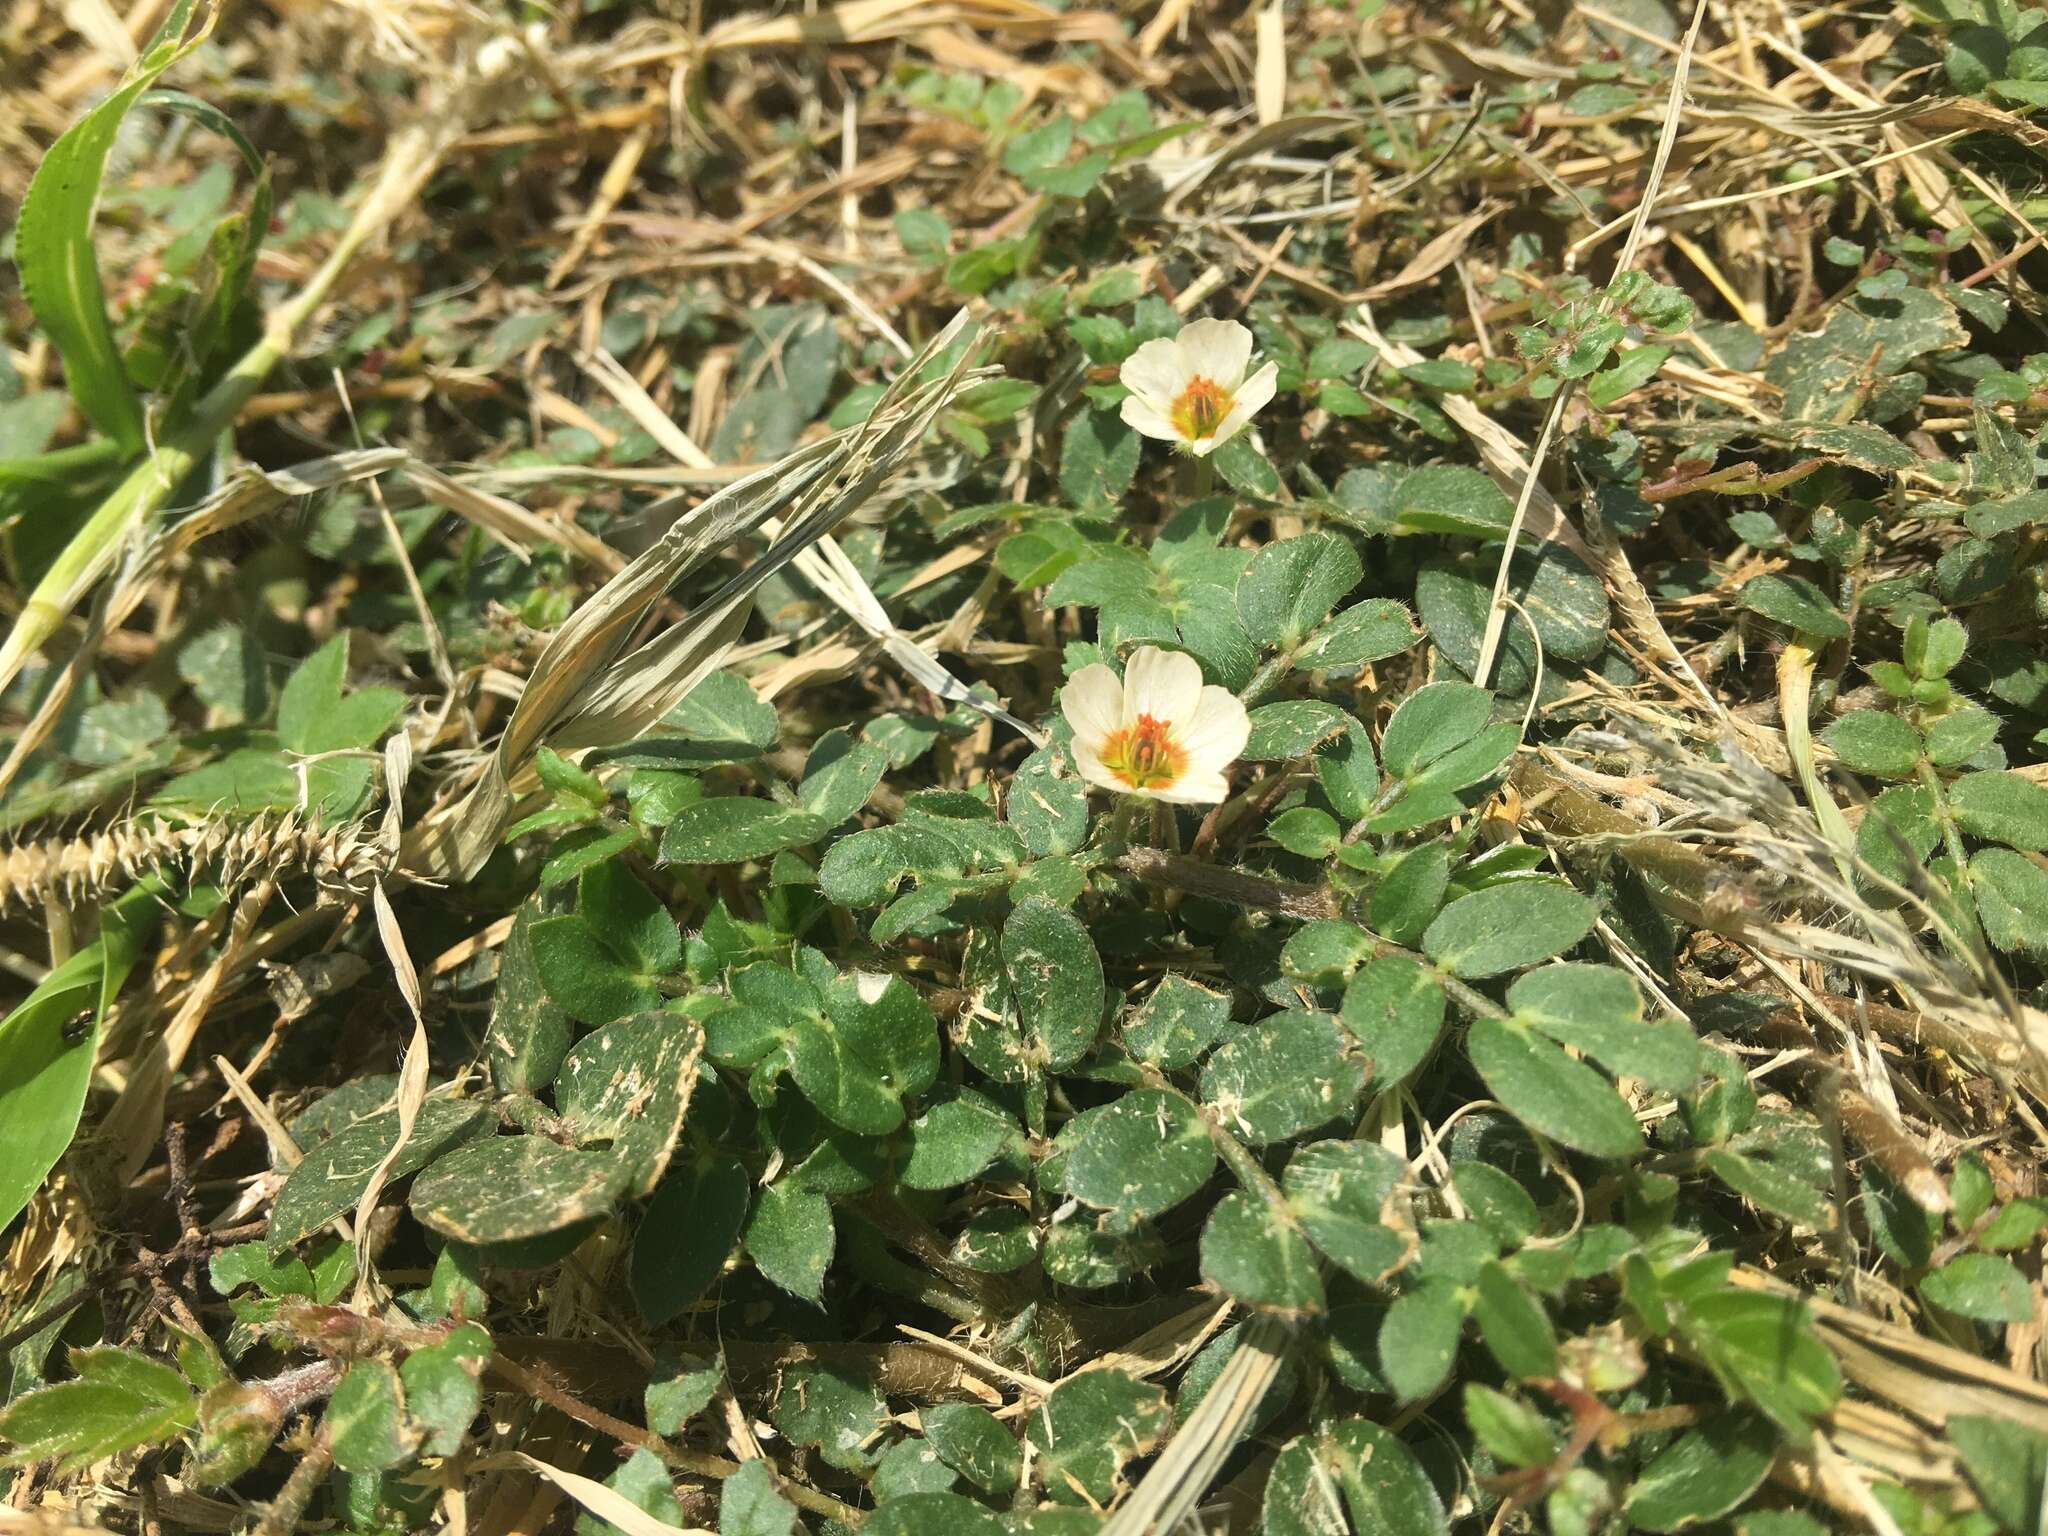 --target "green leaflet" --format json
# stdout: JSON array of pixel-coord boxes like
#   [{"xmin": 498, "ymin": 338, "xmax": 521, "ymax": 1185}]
[
  {"xmin": 0, "ymin": 877, "xmax": 164, "ymax": 1231},
  {"xmin": 1263, "ymin": 1418, "xmax": 1448, "ymax": 1536},
  {"xmin": 0, "ymin": 1346, "xmax": 194, "ymax": 1471}
]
